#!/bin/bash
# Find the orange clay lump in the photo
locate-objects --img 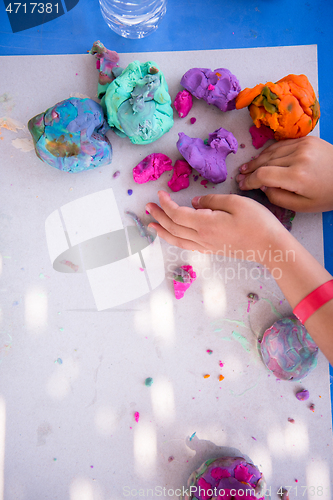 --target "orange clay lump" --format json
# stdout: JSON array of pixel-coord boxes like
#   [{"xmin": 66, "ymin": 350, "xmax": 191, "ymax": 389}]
[{"xmin": 235, "ymin": 74, "xmax": 320, "ymax": 140}]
